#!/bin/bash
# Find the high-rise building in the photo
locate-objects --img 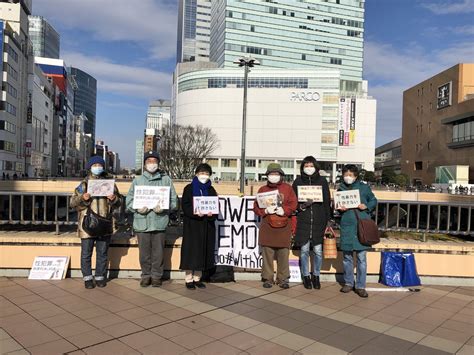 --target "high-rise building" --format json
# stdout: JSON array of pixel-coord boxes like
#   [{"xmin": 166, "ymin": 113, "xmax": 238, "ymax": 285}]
[
  {"xmin": 146, "ymin": 99, "xmax": 171, "ymax": 131},
  {"xmin": 144, "ymin": 128, "xmax": 160, "ymax": 152},
  {"xmin": 135, "ymin": 139, "xmax": 143, "ymax": 172},
  {"xmin": 28, "ymin": 15, "xmax": 60, "ymax": 59},
  {"xmin": 69, "ymin": 67, "xmax": 97, "ymax": 144},
  {"xmin": 176, "ymin": 0, "xmax": 211, "ymax": 63},
  {"xmin": 0, "ymin": 0, "xmax": 32, "ymax": 176},
  {"xmin": 209, "ymin": 0, "xmax": 365, "ymax": 93}
]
